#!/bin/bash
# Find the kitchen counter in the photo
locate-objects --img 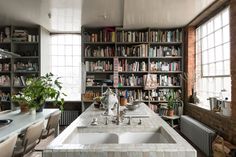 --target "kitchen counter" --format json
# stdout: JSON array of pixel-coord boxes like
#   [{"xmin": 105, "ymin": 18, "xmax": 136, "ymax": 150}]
[{"xmin": 44, "ymin": 104, "xmax": 196, "ymax": 157}]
